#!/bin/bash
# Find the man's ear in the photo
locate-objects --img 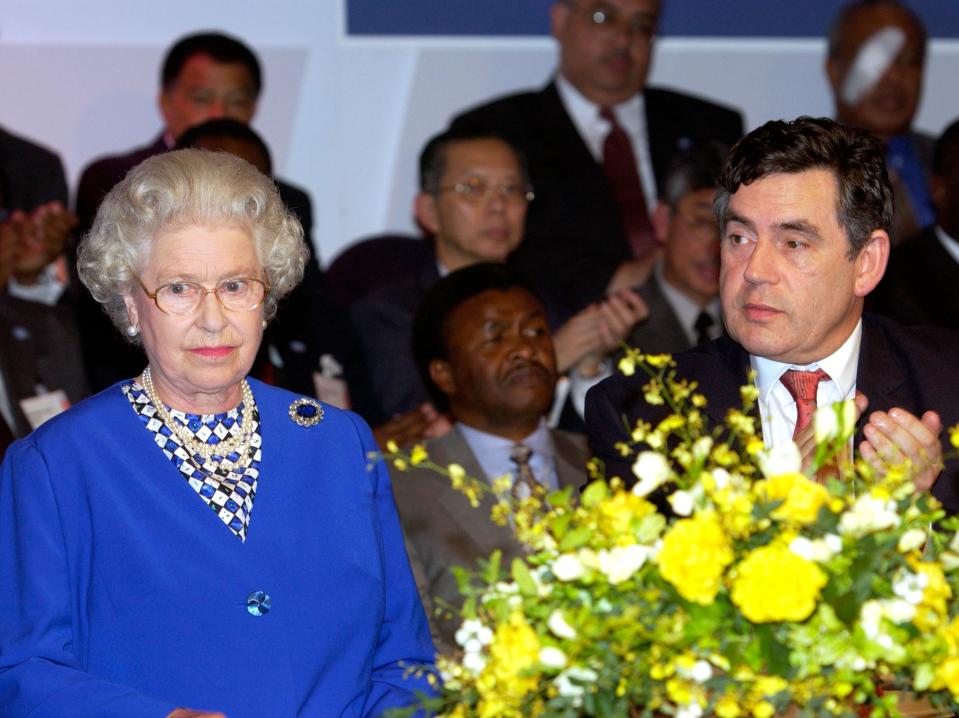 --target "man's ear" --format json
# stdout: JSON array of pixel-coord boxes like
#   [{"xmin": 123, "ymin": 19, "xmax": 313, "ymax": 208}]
[
  {"xmin": 550, "ymin": 1, "xmax": 571, "ymax": 42},
  {"xmin": 429, "ymin": 358, "xmax": 455, "ymax": 396},
  {"xmin": 854, "ymin": 229, "xmax": 890, "ymax": 297},
  {"xmin": 158, "ymin": 89, "xmax": 173, "ymax": 128},
  {"xmin": 651, "ymin": 202, "xmax": 672, "ymax": 245},
  {"xmin": 414, "ymin": 192, "xmax": 441, "ymax": 237}
]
